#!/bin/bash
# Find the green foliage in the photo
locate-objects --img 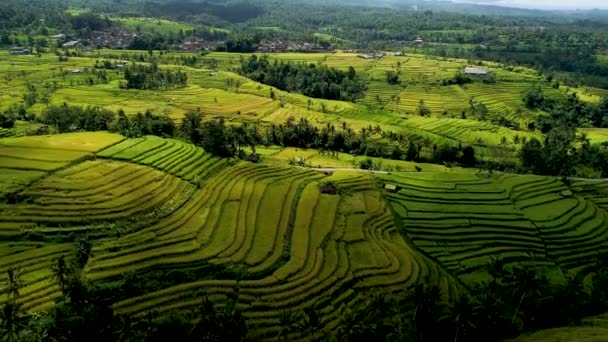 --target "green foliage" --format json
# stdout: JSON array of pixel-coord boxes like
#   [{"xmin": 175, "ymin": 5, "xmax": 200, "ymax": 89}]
[
  {"xmin": 70, "ymin": 12, "xmax": 112, "ymax": 31},
  {"xmin": 385, "ymin": 70, "xmax": 400, "ymax": 85},
  {"xmin": 123, "ymin": 63, "xmax": 188, "ymax": 90},
  {"xmin": 238, "ymin": 55, "xmax": 366, "ymax": 101},
  {"xmin": 416, "ymin": 99, "xmax": 431, "ymax": 116},
  {"xmin": 41, "ymin": 104, "xmax": 115, "ymax": 133},
  {"xmin": 523, "ymin": 85, "xmax": 546, "ymax": 109},
  {"xmin": 0, "ymin": 113, "xmax": 15, "ymax": 129},
  {"xmin": 200, "ymin": 118, "xmax": 237, "ymax": 157}
]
